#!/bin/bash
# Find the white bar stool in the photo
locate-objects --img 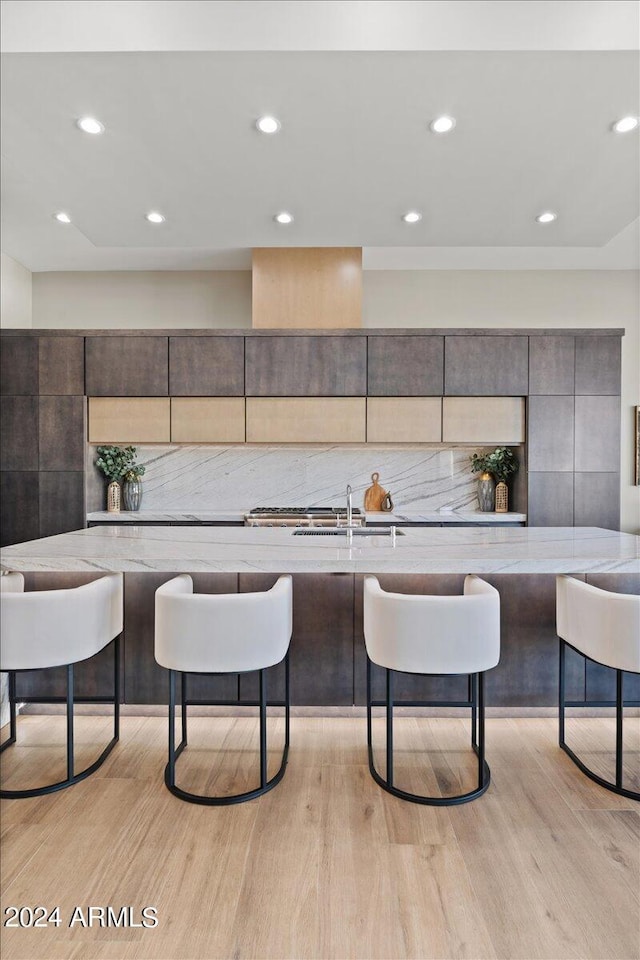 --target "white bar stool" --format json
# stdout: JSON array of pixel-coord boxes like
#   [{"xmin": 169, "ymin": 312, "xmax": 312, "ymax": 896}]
[
  {"xmin": 154, "ymin": 574, "xmax": 293, "ymax": 805},
  {"xmin": 363, "ymin": 575, "xmax": 500, "ymax": 805},
  {"xmin": 0, "ymin": 573, "xmax": 123, "ymax": 799},
  {"xmin": 557, "ymin": 576, "xmax": 640, "ymax": 801}
]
